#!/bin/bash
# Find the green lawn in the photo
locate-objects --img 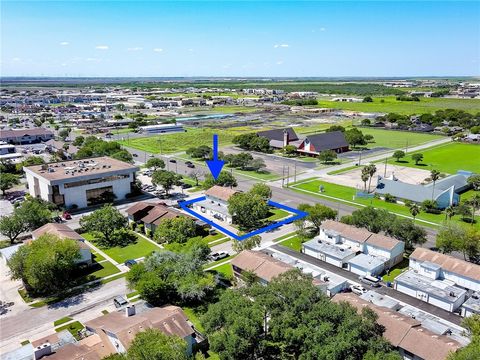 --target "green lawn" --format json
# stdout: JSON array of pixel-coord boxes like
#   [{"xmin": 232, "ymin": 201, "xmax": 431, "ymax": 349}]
[
  {"xmin": 53, "ymin": 316, "xmax": 73, "ymax": 327},
  {"xmin": 266, "ymin": 208, "xmax": 291, "ymax": 221},
  {"xmin": 291, "ymin": 179, "xmax": 480, "ymax": 228},
  {"xmin": 382, "ymin": 258, "xmax": 409, "ymax": 283},
  {"xmin": 119, "ymin": 127, "xmax": 248, "ymax": 154},
  {"xmin": 316, "ymin": 96, "xmax": 480, "ymax": 115},
  {"xmin": 126, "ymin": 291, "xmax": 139, "ymax": 299},
  {"xmin": 360, "ymin": 128, "xmax": 443, "ymax": 149},
  {"xmin": 387, "ymin": 142, "xmax": 480, "ymax": 174},
  {"xmin": 273, "ymin": 232, "xmax": 298, "ymax": 242},
  {"xmin": 278, "ymin": 236, "xmax": 304, "ymax": 252},
  {"xmin": 213, "ymin": 262, "xmax": 233, "ymax": 278},
  {"xmin": 204, "ymin": 255, "xmax": 236, "ymax": 269},
  {"xmin": 55, "ymin": 321, "xmax": 84, "ymax": 341},
  {"xmin": 82, "ymin": 233, "xmax": 160, "ymax": 263}
]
